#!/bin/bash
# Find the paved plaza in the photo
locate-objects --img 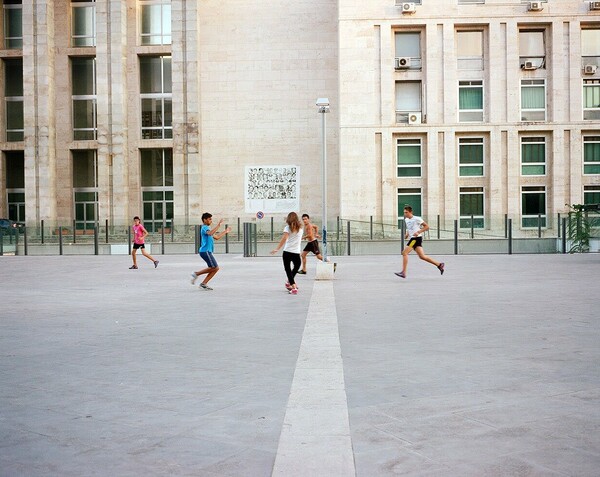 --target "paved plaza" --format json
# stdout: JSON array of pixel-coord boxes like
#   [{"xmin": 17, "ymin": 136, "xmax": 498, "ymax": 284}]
[{"xmin": 0, "ymin": 253, "xmax": 599, "ymax": 476}]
